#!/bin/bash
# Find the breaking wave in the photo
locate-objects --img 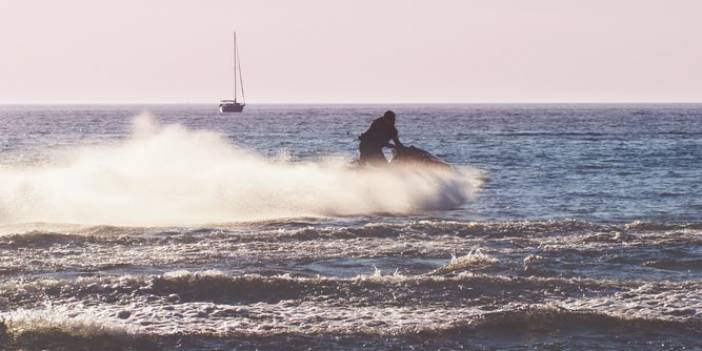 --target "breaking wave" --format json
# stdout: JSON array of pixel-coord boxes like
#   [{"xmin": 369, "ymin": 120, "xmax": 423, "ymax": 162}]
[
  {"xmin": 2, "ymin": 218, "xmax": 701, "ymax": 245},
  {"xmin": 2, "ymin": 271, "xmax": 701, "ymax": 349},
  {"xmin": 2, "ymin": 304, "xmax": 700, "ymax": 350},
  {"xmin": 0, "ymin": 114, "xmax": 483, "ymax": 226}
]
